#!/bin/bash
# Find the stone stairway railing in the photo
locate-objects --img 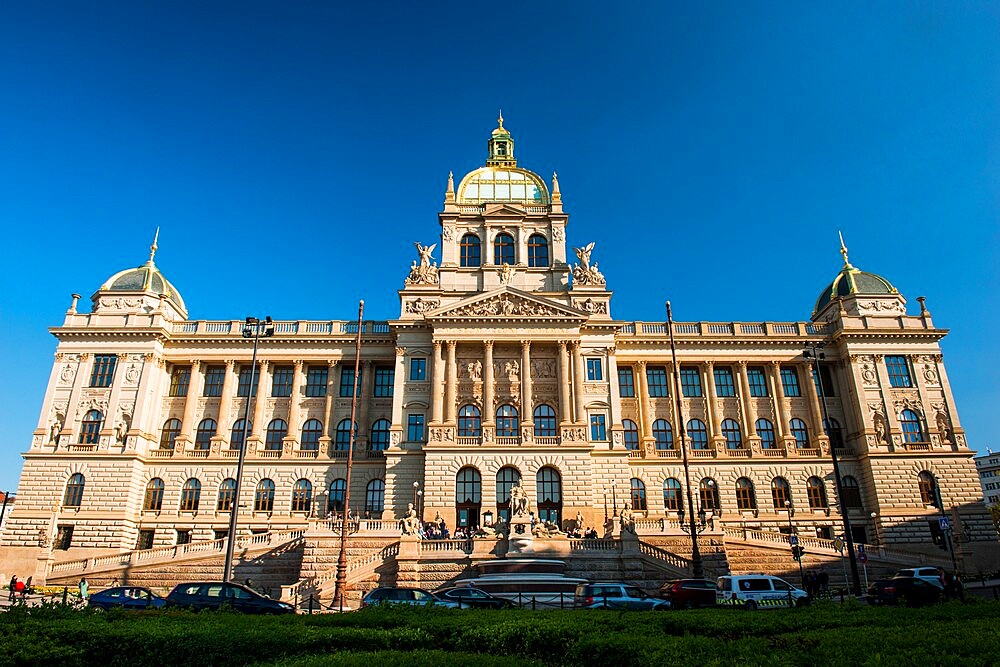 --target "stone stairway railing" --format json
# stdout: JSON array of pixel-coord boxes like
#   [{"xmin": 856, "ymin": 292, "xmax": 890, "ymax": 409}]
[
  {"xmin": 637, "ymin": 541, "xmax": 692, "ymax": 575},
  {"xmin": 283, "ymin": 540, "xmax": 402, "ymax": 604}
]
